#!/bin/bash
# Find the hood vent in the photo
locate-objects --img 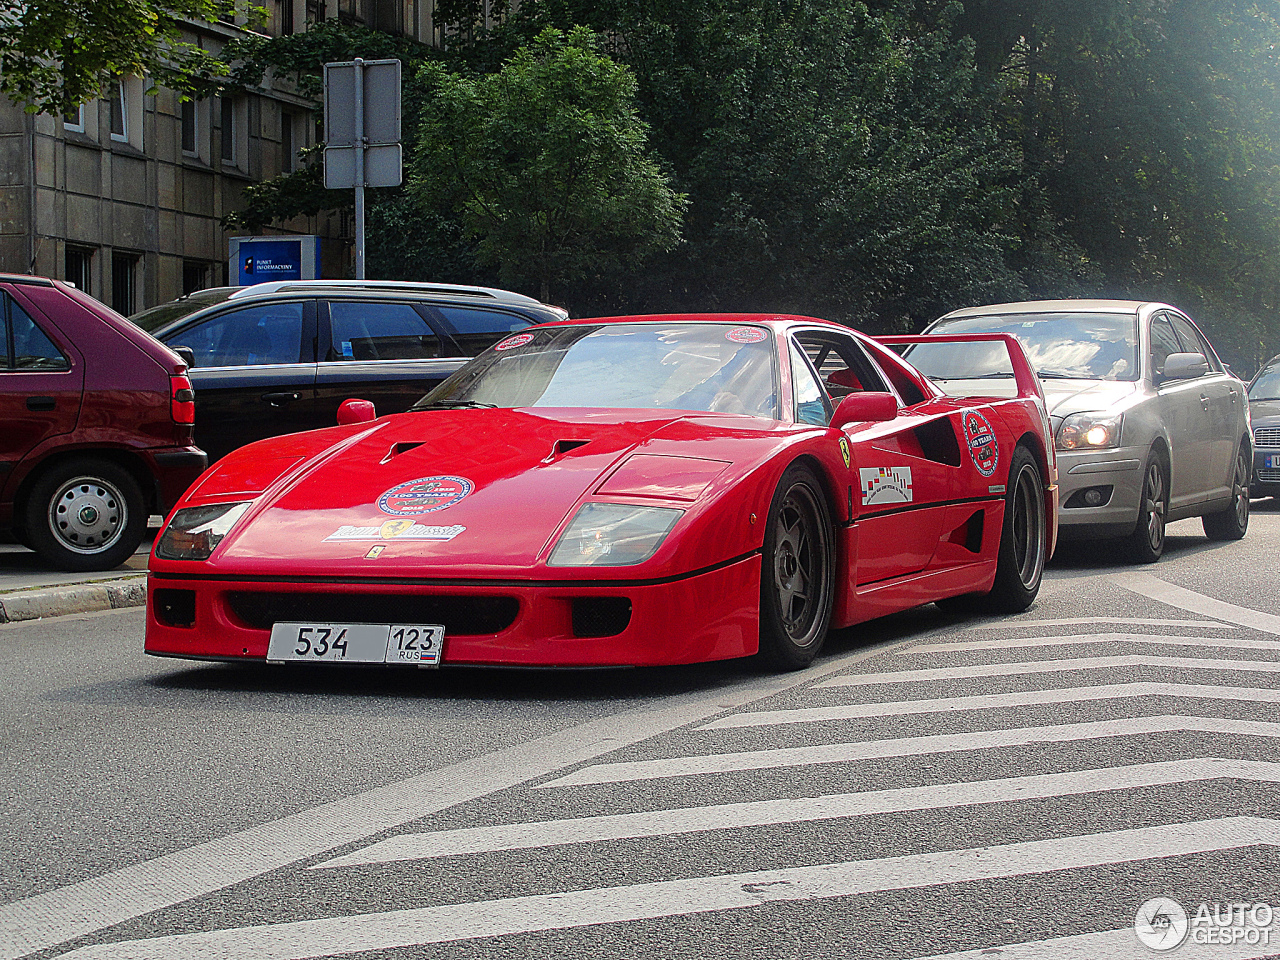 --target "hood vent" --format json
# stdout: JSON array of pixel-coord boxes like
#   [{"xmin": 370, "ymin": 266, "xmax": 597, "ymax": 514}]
[
  {"xmin": 543, "ymin": 439, "xmax": 589, "ymax": 463},
  {"xmin": 381, "ymin": 441, "xmax": 426, "ymax": 464}
]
